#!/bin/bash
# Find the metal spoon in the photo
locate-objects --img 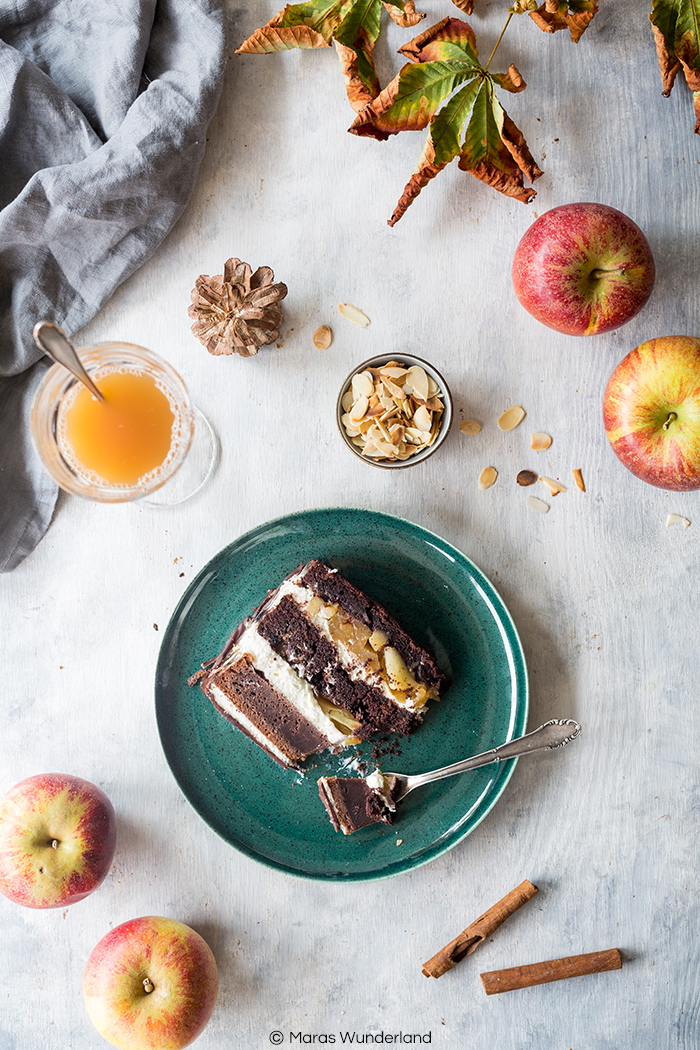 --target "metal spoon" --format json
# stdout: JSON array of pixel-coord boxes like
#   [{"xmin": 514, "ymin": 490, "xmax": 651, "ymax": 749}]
[
  {"xmin": 386, "ymin": 719, "xmax": 581, "ymax": 804},
  {"xmin": 33, "ymin": 321, "xmax": 105, "ymax": 402}
]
